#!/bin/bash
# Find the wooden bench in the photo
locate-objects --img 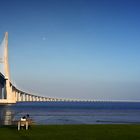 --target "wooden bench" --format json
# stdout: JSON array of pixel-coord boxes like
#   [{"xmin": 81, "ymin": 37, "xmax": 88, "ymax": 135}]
[{"xmin": 17, "ymin": 119, "xmax": 33, "ymax": 130}]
